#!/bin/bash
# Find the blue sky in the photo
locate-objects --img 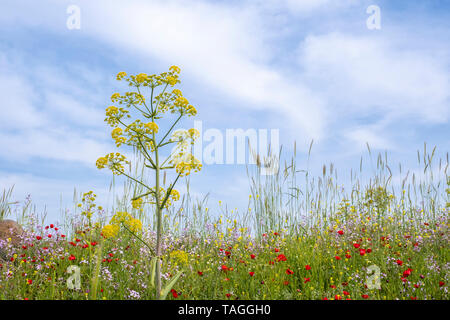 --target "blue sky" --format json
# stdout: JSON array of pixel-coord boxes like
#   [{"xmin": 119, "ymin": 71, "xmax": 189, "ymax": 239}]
[{"xmin": 0, "ymin": 0, "xmax": 449, "ymax": 222}]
